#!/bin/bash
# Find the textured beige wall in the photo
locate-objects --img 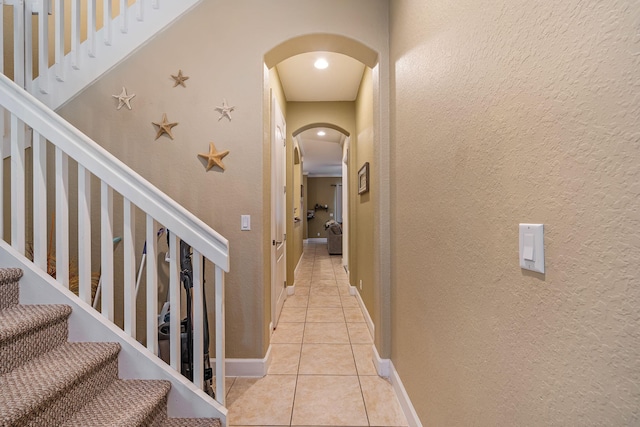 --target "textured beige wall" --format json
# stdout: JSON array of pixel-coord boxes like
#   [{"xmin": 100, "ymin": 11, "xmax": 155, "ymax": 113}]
[
  {"xmin": 390, "ymin": 0, "xmax": 640, "ymax": 424},
  {"xmin": 353, "ymin": 67, "xmax": 375, "ymax": 320},
  {"xmin": 53, "ymin": 0, "xmax": 389, "ymax": 359}
]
